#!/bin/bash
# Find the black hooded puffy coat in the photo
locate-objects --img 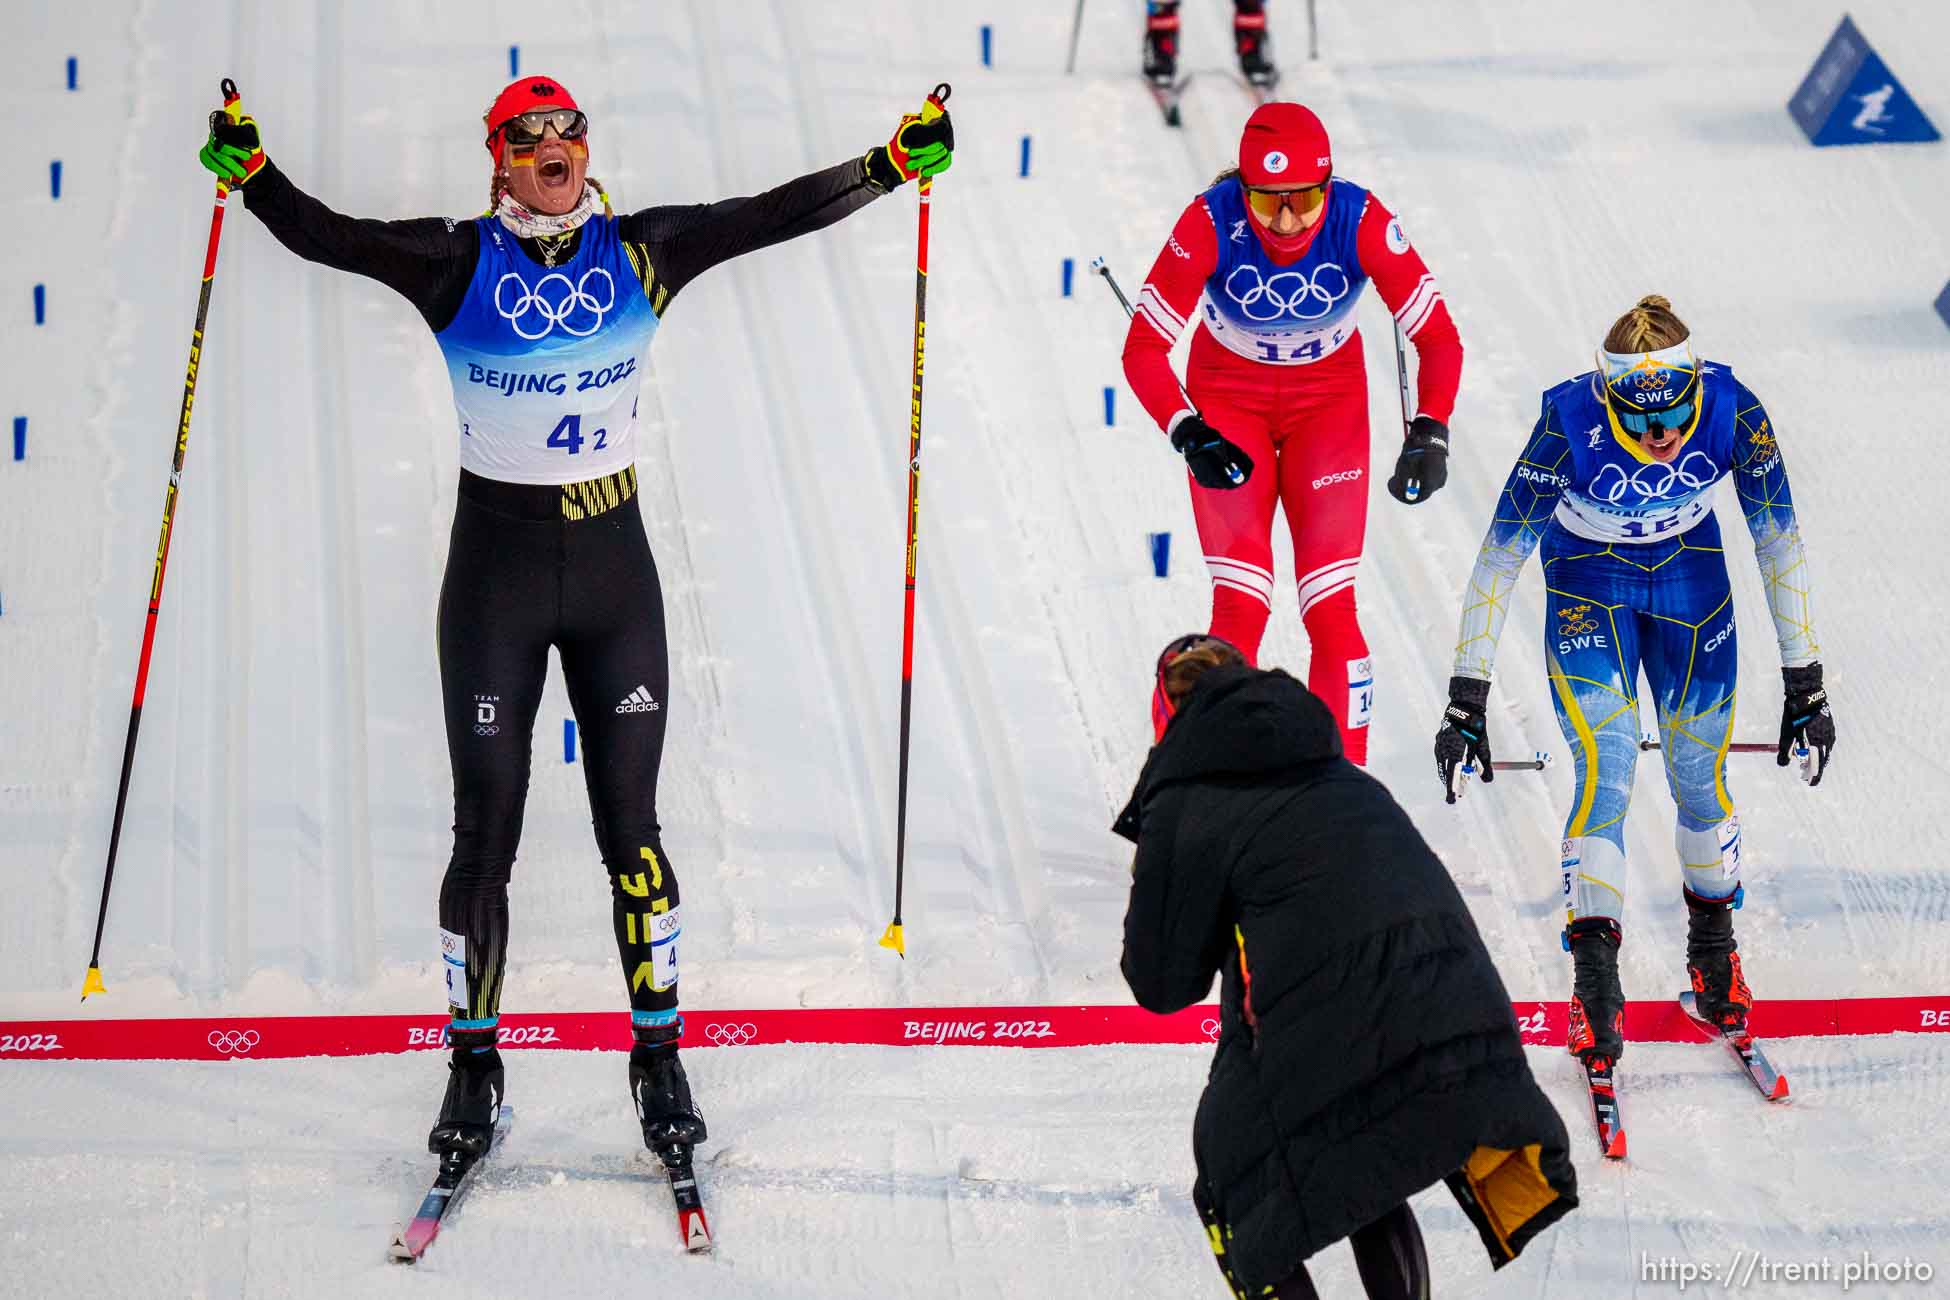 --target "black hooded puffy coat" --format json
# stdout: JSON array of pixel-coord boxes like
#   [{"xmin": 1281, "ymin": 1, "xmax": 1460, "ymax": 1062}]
[{"xmin": 1115, "ymin": 665, "xmax": 1576, "ymax": 1290}]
